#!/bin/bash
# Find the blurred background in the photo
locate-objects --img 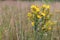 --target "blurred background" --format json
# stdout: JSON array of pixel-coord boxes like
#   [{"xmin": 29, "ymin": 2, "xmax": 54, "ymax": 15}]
[
  {"xmin": 0, "ymin": 0, "xmax": 60, "ymax": 1},
  {"xmin": 0, "ymin": 0, "xmax": 60, "ymax": 40}
]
